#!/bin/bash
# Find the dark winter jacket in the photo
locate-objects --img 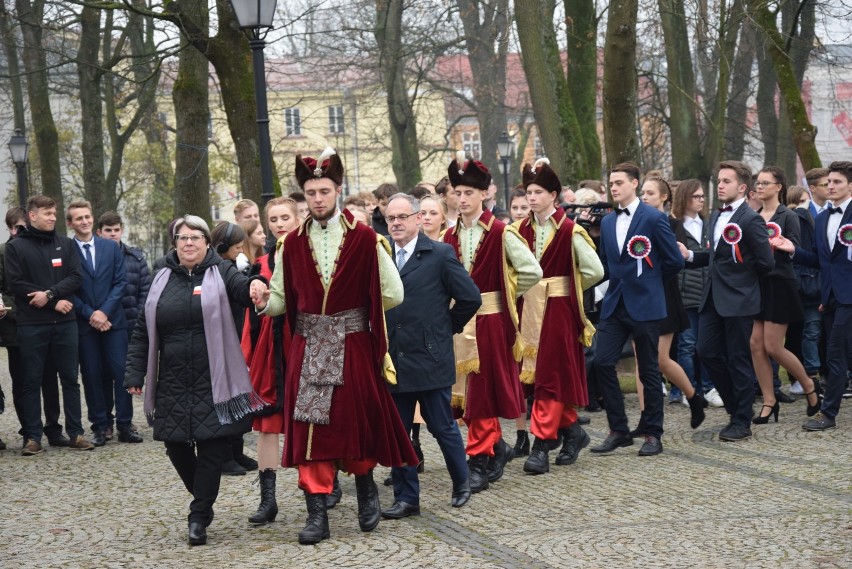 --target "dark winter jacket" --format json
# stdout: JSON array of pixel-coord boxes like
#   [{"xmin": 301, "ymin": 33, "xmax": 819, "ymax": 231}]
[
  {"xmin": 672, "ymin": 216, "xmax": 710, "ymax": 310},
  {"xmin": 120, "ymin": 242, "xmax": 150, "ymax": 335},
  {"xmin": 4, "ymin": 225, "xmax": 82, "ymax": 326},
  {"xmin": 372, "ymin": 206, "xmax": 389, "ymax": 237},
  {"xmin": 0, "ymin": 241, "xmax": 17, "ymax": 346},
  {"xmin": 123, "ymin": 248, "xmax": 253, "ymax": 443}
]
